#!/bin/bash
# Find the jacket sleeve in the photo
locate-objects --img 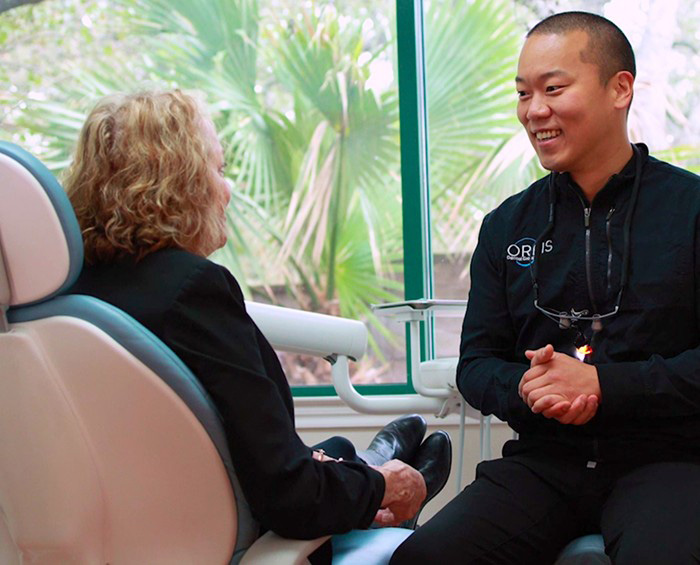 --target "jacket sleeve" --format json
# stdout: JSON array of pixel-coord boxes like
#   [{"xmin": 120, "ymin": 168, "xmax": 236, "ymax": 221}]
[
  {"xmin": 596, "ymin": 215, "xmax": 700, "ymax": 421},
  {"xmin": 457, "ymin": 217, "xmax": 556, "ymax": 433},
  {"xmin": 162, "ymin": 261, "xmax": 384, "ymax": 539},
  {"xmin": 596, "ymin": 351, "xmax": 700, "ymax": 420}
]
